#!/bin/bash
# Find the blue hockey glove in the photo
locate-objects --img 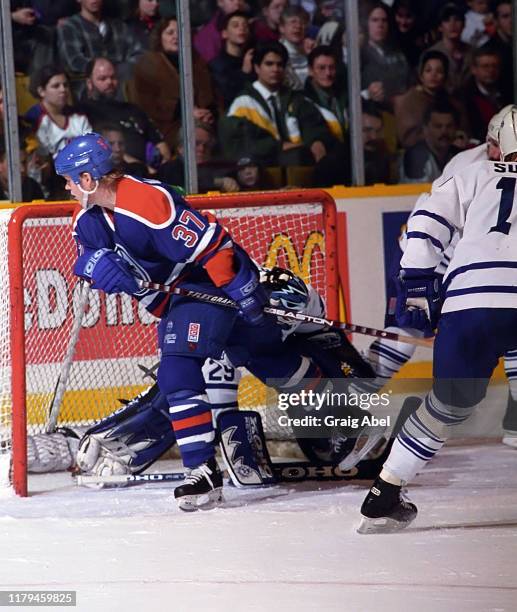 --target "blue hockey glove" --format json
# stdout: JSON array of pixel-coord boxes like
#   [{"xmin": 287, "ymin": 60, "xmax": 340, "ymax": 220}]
[
  {"xmin": 395, "ymin": 269, "xmax": 441, "ymax": 337},
  {"xmin": 223, "ymin": 249, "xmax": 267, "ymax": 325},
  {"xmin": 235, "ymin": 284, "xmax": 268, "ymax": 325},
  {"xmin": 74, "ymin": 248, "xmax": 140, "ymax": 295}
]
